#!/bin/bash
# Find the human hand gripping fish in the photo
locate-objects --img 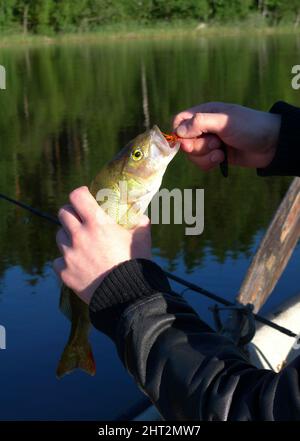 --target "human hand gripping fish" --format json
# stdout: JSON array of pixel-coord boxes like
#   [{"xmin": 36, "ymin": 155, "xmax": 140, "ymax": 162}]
[{"xmin": 55, "ymin": 126, "xmax": 180, "ymax": 377}]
